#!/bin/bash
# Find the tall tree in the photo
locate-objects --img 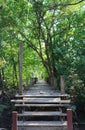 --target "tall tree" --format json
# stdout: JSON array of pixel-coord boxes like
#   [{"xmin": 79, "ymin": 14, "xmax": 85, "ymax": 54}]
[{"xmin": 0, "ymin": 0, "xmax": 85, "ymax": 87}]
